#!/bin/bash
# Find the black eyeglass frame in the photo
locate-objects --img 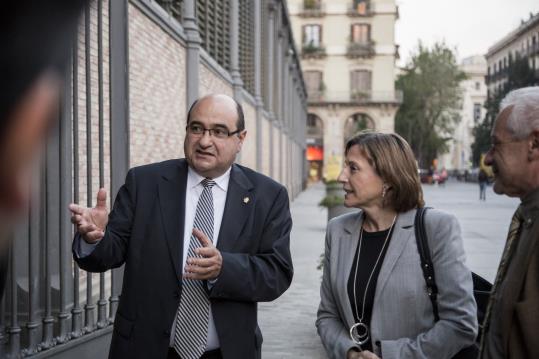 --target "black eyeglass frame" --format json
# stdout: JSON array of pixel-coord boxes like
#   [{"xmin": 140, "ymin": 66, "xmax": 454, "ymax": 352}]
[{"xmin": 185, "ymin": 123, "xmax": 243, "ymax": 138}]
